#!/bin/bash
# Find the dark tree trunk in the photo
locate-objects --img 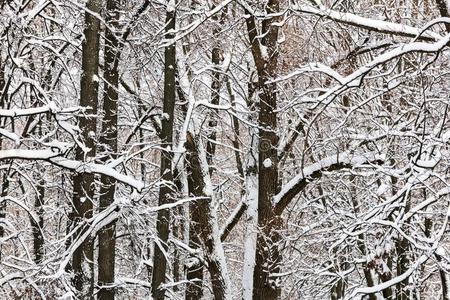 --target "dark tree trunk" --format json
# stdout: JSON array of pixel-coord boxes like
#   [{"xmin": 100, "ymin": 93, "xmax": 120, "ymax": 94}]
[
  {"xmin": 151, "ymin": 2, "xmax": 177, "ymax": 299},
  {"xmin": 245, "ymin": 0, "xmax": 281, "ymax": 299},
  {"xmin": 97, "ymin": 0, "xmax": 120, "ymax": 298},
  {"xmin": 70, "ymin": 0, "xmax": 102, "ymax": 296},
  {"xmin": 185, "ymin": 132, "xmax": 230, "ymax": 300},
  {"xmin": 31, "ymin": 176, "xmax": 45, "ymax": 264},
  {"xmin": 205, "ymin": 14, "xmax": 223, "ymax": 169},
  {"xmin": 186, "ymin": 198, "xmax": 204, "ymax": 300},
  {"xmin": 0, "ymin": 53, "xmax": 7, "ymax": 262}
]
